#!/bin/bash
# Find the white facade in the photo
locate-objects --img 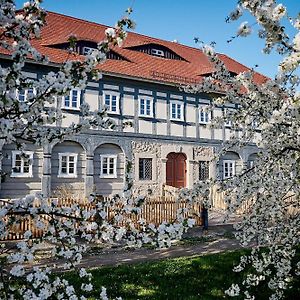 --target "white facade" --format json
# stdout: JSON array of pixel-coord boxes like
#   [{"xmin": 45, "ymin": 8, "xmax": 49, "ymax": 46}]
[{"xmin": 0, "ymin": 73, "xmax": 260, "ymax": 199}]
